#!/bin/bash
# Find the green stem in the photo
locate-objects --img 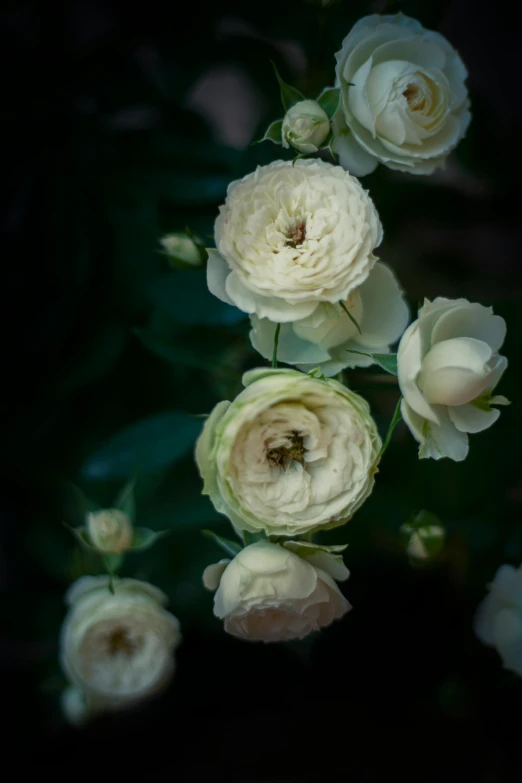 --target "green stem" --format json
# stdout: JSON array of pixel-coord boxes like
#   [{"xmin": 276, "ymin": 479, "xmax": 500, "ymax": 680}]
[
  {"xmin": 339, "ymin": 301, "xmax": 362, "ymax": 334},
  {"xmin": 379, "ymin": 396, "xmax": 403, "ymax": 458},
  {"xmin": 272, "ymin": 323, "xmax": 281, "ymax": 368}
]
